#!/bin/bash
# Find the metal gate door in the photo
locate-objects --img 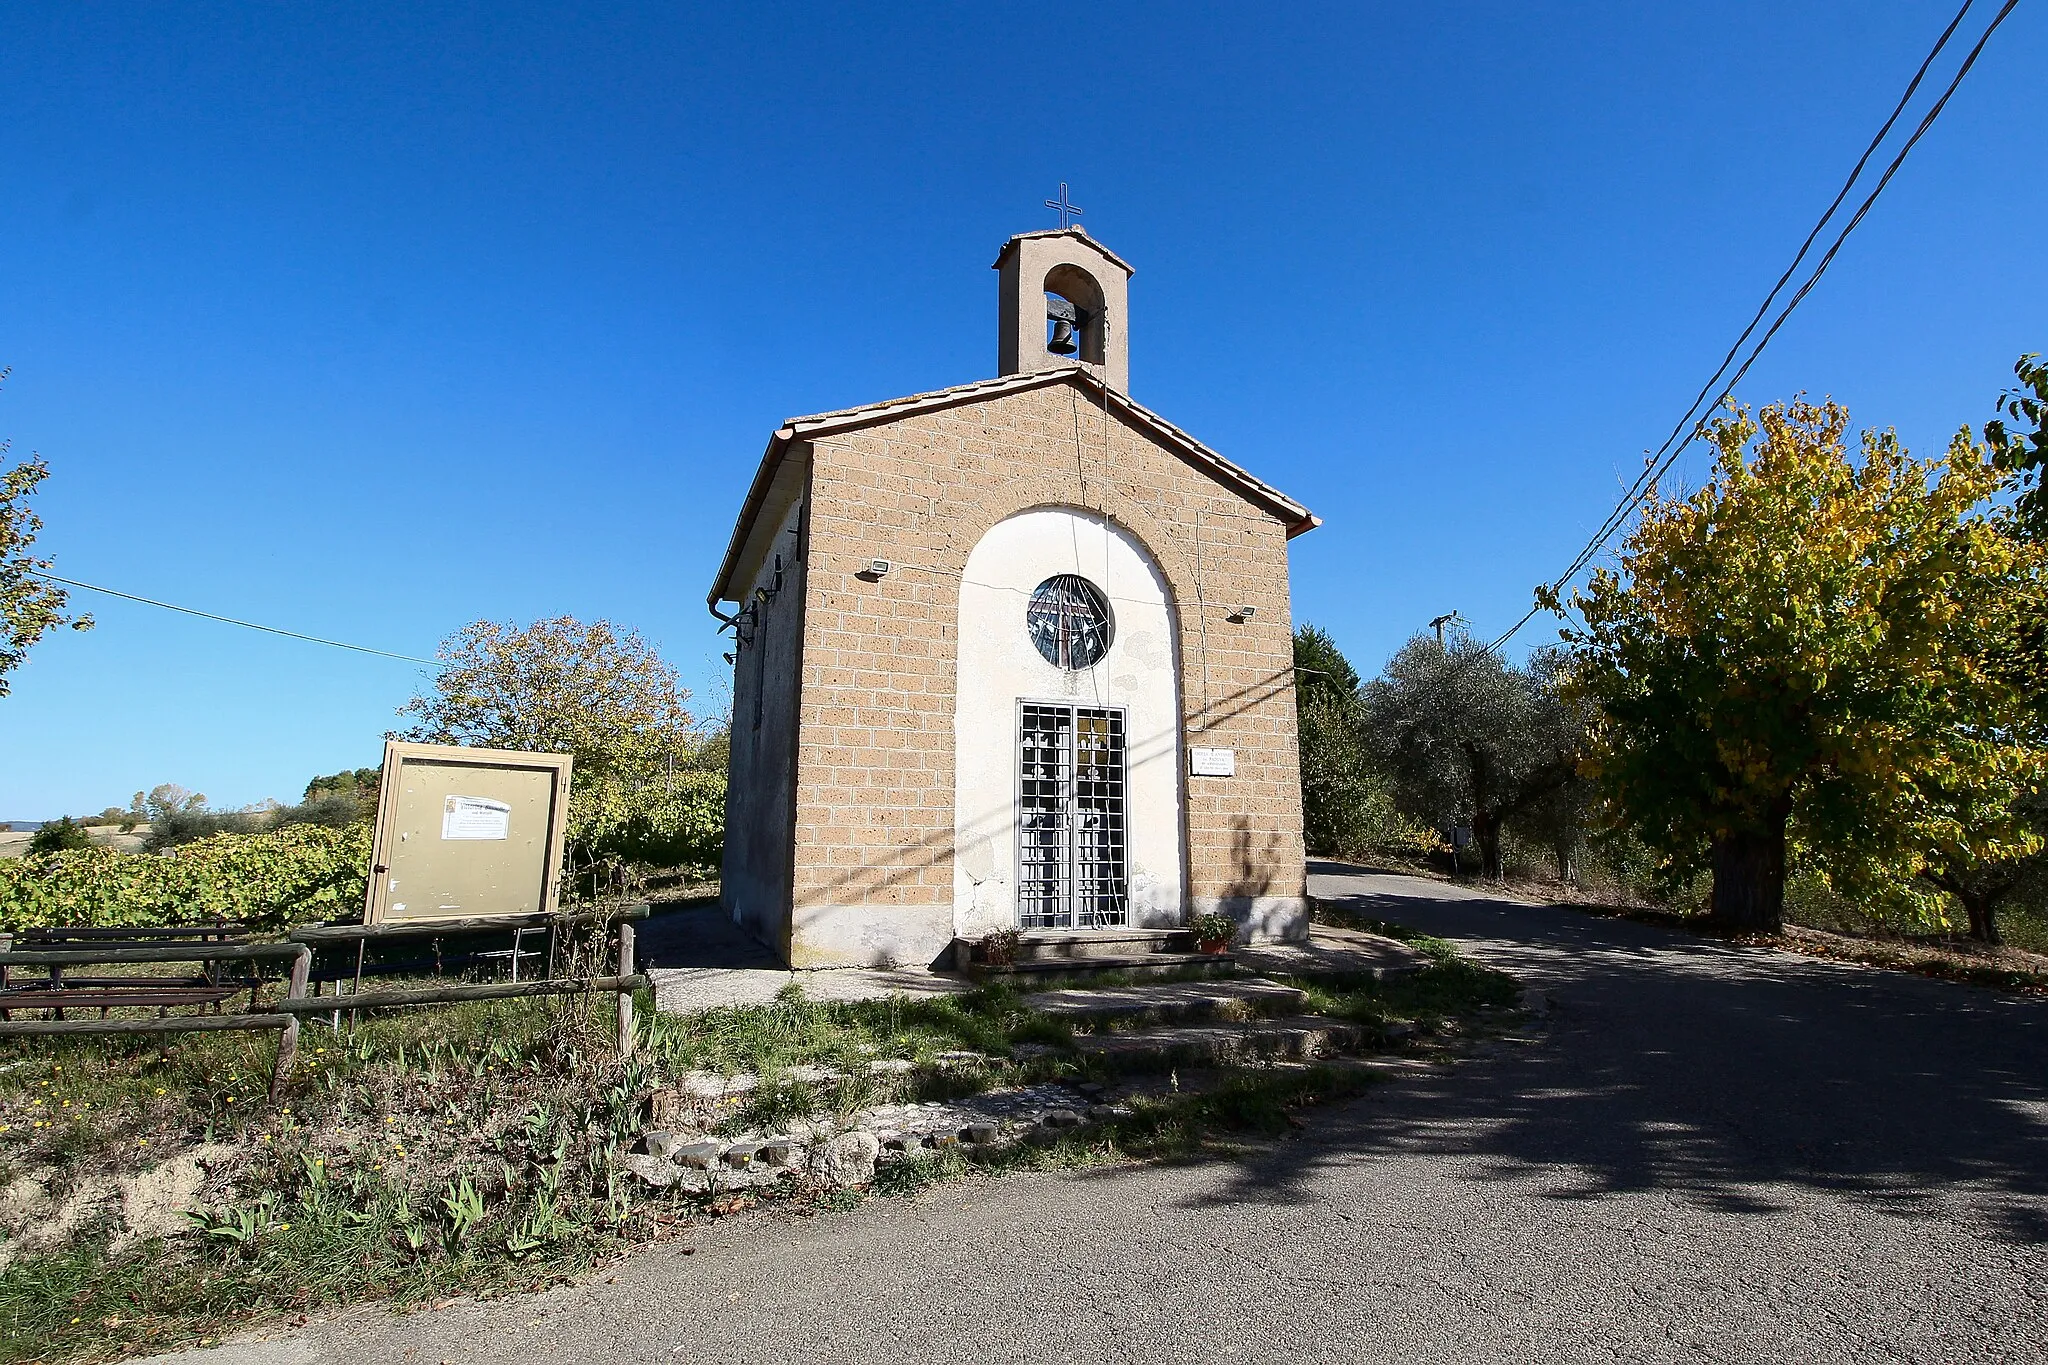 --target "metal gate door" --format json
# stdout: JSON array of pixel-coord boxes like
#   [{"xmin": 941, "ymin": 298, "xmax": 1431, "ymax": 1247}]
[{"xmin": 1017, "ymin": 703, "xmax": 1127, "ymax": 930}]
